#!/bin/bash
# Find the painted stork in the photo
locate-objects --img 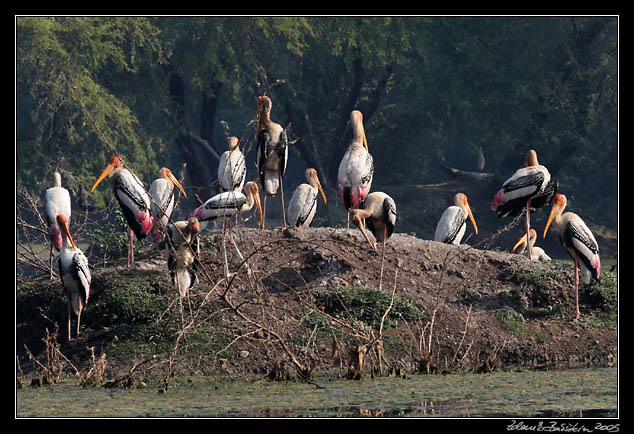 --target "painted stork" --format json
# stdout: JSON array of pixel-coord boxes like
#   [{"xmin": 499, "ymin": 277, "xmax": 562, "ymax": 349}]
[
  {"xmin": 434, "ymin": 193, "xmax": 478, "ymax": 245},
  {"xmin": 189, "ymin": 181, "xmax": 263, "ymax": 278},
  {"xmin": 491, "ymin": 149, "xmax": 556, "ymax": 260},
  {"xmin": 338, "ymin": 110, "xmax": 373, "ymax": 228},
  {"xmin": 91, "ymin": 156, "xmax": 153, "ymax": 269},
  {"xmin": 512, "ymin": 228, "xmax": 551, "ymax": 262},
  {"xmin": 286, "ymin": 168, "xmax": 327, "ymax": 229},
  {"xmin": 188, "ymin": 181, "xmax": 263, "ymax": 228},
  {"xmin": 149, "ymin": 167, "xmax": 187, "ymax": 241},
  {"xmin": 256, "ymin": 95, "xmax": 288, "ymax": 229},
  {"xmin": 166, "ymin": 217, "xmax": 201, "ymax": 298},
  {"xmin": 45, "ymin": 171, "xmax": 71, "ymax": 278},
  {"xmin": 218, "ymin": 136, "xmax": 247, "ymax": 193},
  {"xmin": 543, "ymin": 194, "xmax": 600, "ymax": 320},
  {"xmin": 56, "ymin": 214, "xmax": 91, "ymax": 341},
  {"xmin": 349, "ymin": 192, "xmax": 396, "ymax": 251}
]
